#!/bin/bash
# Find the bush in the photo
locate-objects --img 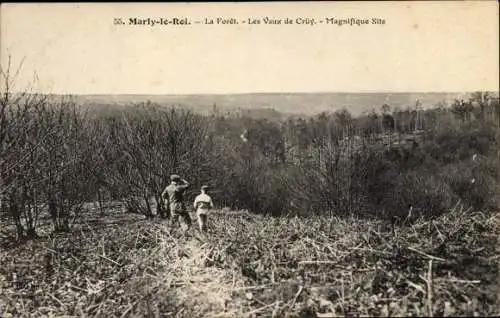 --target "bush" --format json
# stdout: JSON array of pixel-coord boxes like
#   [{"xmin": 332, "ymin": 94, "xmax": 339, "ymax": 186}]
[
  {"xmin": 389, "ymin": 171, "xmax": 459, "ymax": 219},
  {"xmin": 424, "ymin": 120, "xmax": 498, "ymax": 164},
  {"xmin": 439, "ymin": 158, "xmax": 499, "ymax": 210}
]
